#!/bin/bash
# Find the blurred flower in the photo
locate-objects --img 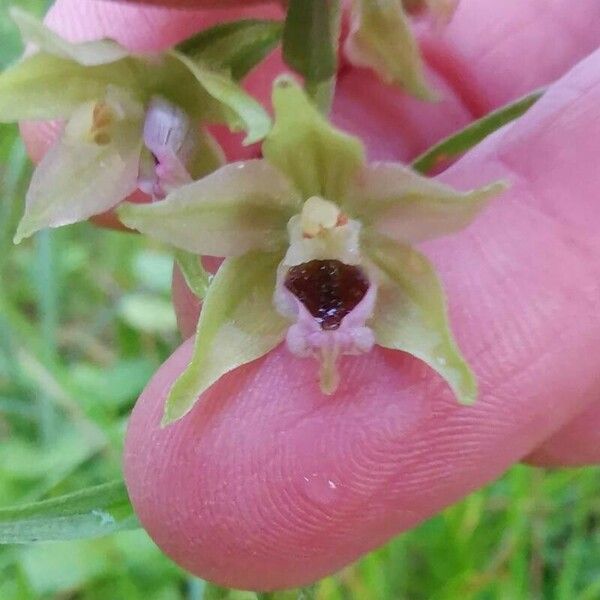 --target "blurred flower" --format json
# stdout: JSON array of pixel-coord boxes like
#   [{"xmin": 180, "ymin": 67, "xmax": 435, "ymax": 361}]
[
  {"xmin": 0, "ymin": 9, "xmax": 270, "ymax": 242},
  {"xmin": 345, "ymin": 0, "xmax": 459, "ymax": 100}
]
